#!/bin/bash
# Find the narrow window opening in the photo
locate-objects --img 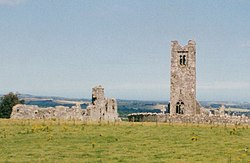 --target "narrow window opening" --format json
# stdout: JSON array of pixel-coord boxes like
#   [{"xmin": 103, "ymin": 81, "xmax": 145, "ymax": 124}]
[
  {"xmin": 183, "ymin": 55, "xmax": 186, "ymax": 65},
  {"xmin": 92, "ymin": 95, "xmax": 97, "ymax": 104},
  {"xmin": 180, "ymin": 102, "xmax": 184, "ymax": 114},
  {"xmin": 180, "ymin": 55, "xmax": 183, "ymax": 65},
  {"xmin": 176, "ymin": 102, "xmax": 180, "ymax": 113},
  {"xmin": 176, "ymin": 101, "xmax": 184, "ymax": 114}
]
